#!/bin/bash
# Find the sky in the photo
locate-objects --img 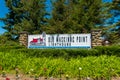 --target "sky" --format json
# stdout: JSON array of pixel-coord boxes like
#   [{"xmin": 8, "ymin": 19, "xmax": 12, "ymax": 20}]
[
  {"xmin": 0, "ymin": 0, "xmax": 8, "ymax": 34},
  {"xmin": 0, "ymin": 0, "xmax": 113, "ymax": 34}
]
